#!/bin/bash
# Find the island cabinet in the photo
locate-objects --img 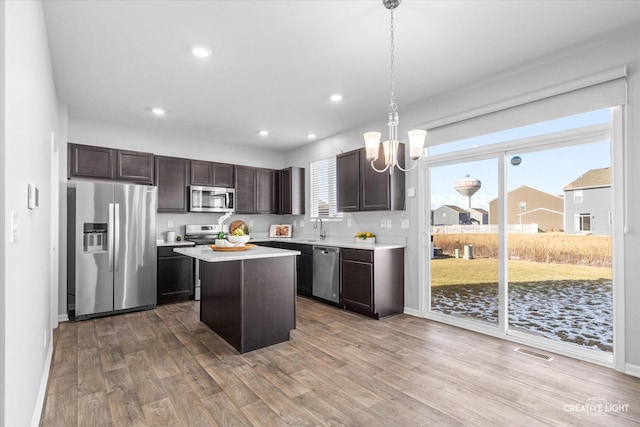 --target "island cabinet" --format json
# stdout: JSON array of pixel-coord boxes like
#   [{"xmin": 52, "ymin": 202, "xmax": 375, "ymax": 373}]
[
  {"xmin": 280, "ymin": 167, "xmax": 305, "ymax": 215},
  {"xmin": 341, "ymin": 247, "xmax": 404, "ymax": 319},
  {"xmin": 157, "ymin": 246, "xmax": 194, "ymax": 304},
  {"xmin": 155, "ymin": 156, "xmax": 190, "ymax": 213},
  {"xmin": 190, "ymin": 160, "xmax": 234, "ymax": 188},
  {"xmin": 68, "ymin": 143, "xmax": 154, "ymax": 184},
  {"xmin": 198, "ymin": 255, "xmax": 297, "ymax": 353},
  {"xmin": 336, "ymin": 146, "xmax": 405, "ymax": 212}
]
